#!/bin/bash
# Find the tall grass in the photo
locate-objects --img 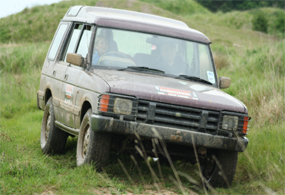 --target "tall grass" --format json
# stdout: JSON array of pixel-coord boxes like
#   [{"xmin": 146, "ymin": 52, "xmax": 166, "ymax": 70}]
[
  {"xmin": 0, "ymin": 0, "xmax": 100, "ymax": 43},
  {"xmin": 1, "ymin": 0, "xmax": 285, "ymax": 194},
  {"xmin": 0, "ymin": 43, "xmax": 49, "ymax": 119},
  {"xmin": 188, "ymin": 8, "xmax": 285, "ymax": 38},
  {"xmin": 1, "ymin": 40, "xmax": 284, "ymax": 195},
  {"xmin": 219, "ymin": 40, "xmax": 285, "ymax": 127},
  {"xmin": 0, "ymin": 43, "xmax": 49, "ymax": 73}
]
